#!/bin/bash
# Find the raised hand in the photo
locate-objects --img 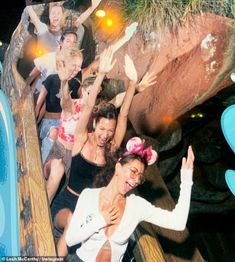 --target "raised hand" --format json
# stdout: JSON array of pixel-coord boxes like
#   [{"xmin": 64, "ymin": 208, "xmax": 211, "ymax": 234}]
[
  {"xmin": 124, "ymin": 22, "xmax": 138, "ymax": 41},
  {"xmin": 124, "ymin": 55, "xmax": 138, "ymax": 83},
  {"xmin": 137, "ymin": 71, "xmax": 157, "ymax": 92},
  {"xmin": 181, "ymin": 146, "xmax": 194, "ymax": 170},
  {"xmin": 98, "ymin": 47, "xmax": 116, "ymax": 74},
  {"xmin": 101, "ymin": 205, "xmax": 119, "ymax": 225},
  {"xmin": 91, "ymin": 0, "xmax": 102, "ymax": 8},
  {"xmin": 56, "ymin": 60, "xmax": 73, "ymax": 82}
]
